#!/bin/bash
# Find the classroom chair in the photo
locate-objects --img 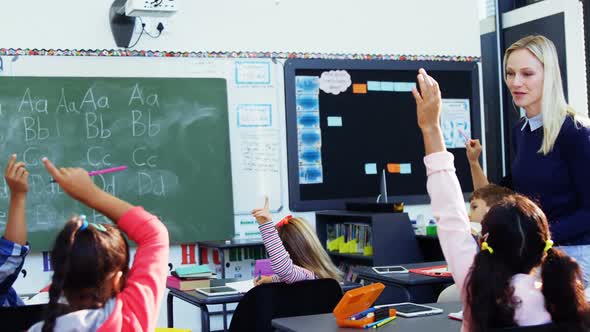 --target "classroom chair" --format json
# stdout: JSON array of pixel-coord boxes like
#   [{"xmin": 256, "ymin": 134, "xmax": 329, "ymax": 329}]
[
  {"xmin": 1, "ymin": 304, "xmax": 48, "ymax": 332},
  {"xmin": 228, "ymin": 278, "xmax": 343, "ymax": 332},
  {"xmin": 437, "ymin": 284, "xmax": 460, "ymax": 303}
]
